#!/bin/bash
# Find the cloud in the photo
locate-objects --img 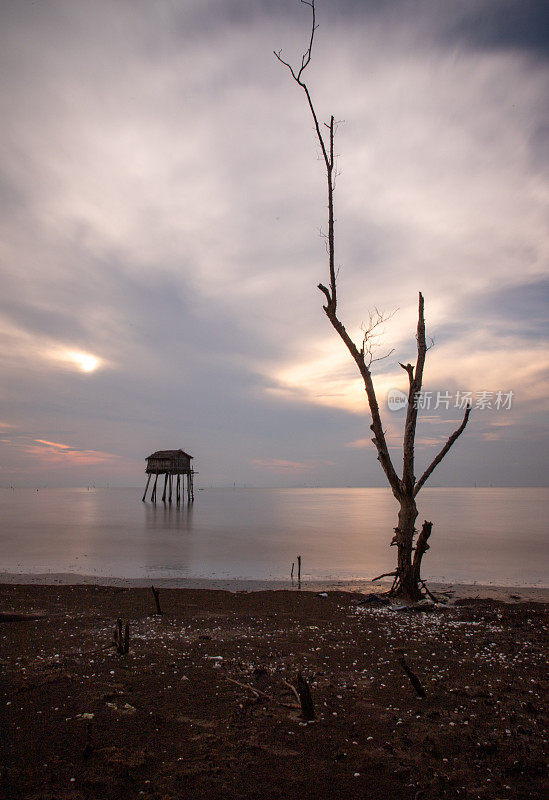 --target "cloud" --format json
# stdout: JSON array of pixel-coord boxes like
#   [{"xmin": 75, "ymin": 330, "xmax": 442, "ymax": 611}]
[
  {"xmin": 346, "ymin": 438, "xmax": 370, "ymax": 449},
  {"xmin": 0, "ymin": 0, "xmax": 546, "ymax": 486},
  {"xmin": 23, "ymin": 439, "xmax": 119, "ymax": 466},
  {"xmin": 252, "ymin": 457, "xmax": 335, "ymax": 473}
]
